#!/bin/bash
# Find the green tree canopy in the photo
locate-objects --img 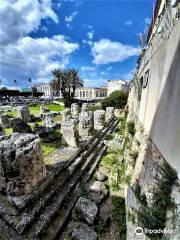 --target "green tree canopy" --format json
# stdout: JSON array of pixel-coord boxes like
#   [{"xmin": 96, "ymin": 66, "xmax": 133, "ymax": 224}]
[
  {"xmin": 50, "ymin": 68, "xmax": 83, "ymax": 107},
  {"xmin": 101, "ymin": 90, "xmax": 128, "ymax": 109}
]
